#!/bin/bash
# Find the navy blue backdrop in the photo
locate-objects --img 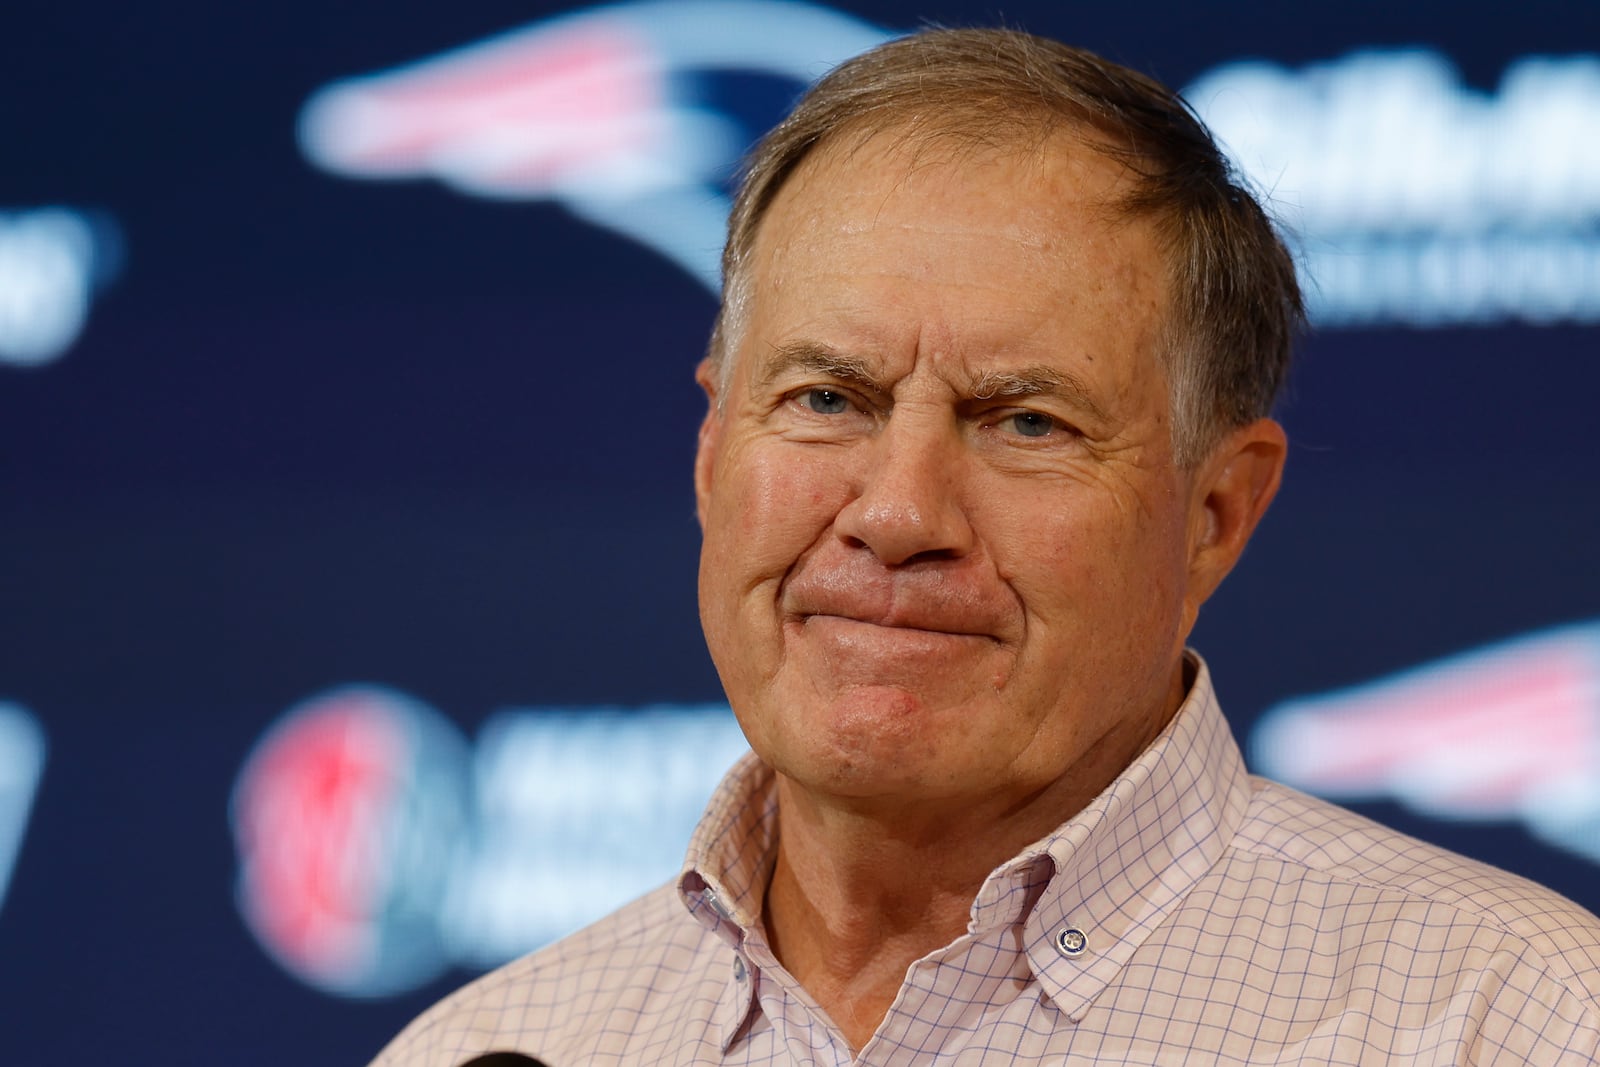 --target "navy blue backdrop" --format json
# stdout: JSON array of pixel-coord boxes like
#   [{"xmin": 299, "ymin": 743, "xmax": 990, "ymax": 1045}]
[{"xmin": 1, "ymin": 2, "xmax": 1597, "ymax": 1063}]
